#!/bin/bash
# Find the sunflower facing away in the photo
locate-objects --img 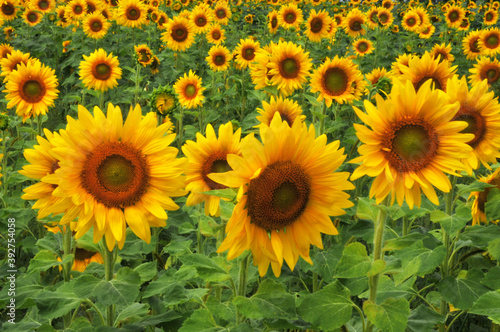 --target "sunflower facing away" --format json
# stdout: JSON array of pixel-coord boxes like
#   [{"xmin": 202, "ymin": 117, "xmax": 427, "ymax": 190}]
[
  {"xmin": 49, "ymin": 104, "xmax": 186, "ymax": 251},
  {"xmin": 149, "ymin": 85, "xmax": 178, "ymax": 115},
  {"xmin": 256, "ymin": 95, "xmax": 305, "ymax": 129},
  {"xmin": 182, "ymin": 122, "xmax": 241, "ymax": 217},
  {"xmin": 162, "ymin": 15, "xmax": 195, "ymax": 52},
  {"xmin": 4, "ymin": 61, "xmax": 59, "ymax": 121},
  {"xmin": 350, "ymin": 79, "xmax": 473, "ymax": 208},
  {"xmin": 470, "ymin": 168, "xmax": 500, "ymax": 225},
  {"xmin": 209, "ymin": 114, "xmax": 354, "ymax": 277},
  {"xmin": 174, "ymin": 70, "xmax": 205, "ymax": 109},
  {"xmin": 447, "ymin": 75, "xmax": 500, "ymax": 174},
  {"xmin": 79, "ymin": 48, "xmax": 122, "ymax": 92},
  {"xmin": 206, "ymin": 45, "xmax": 231, "ymax": 72}
]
